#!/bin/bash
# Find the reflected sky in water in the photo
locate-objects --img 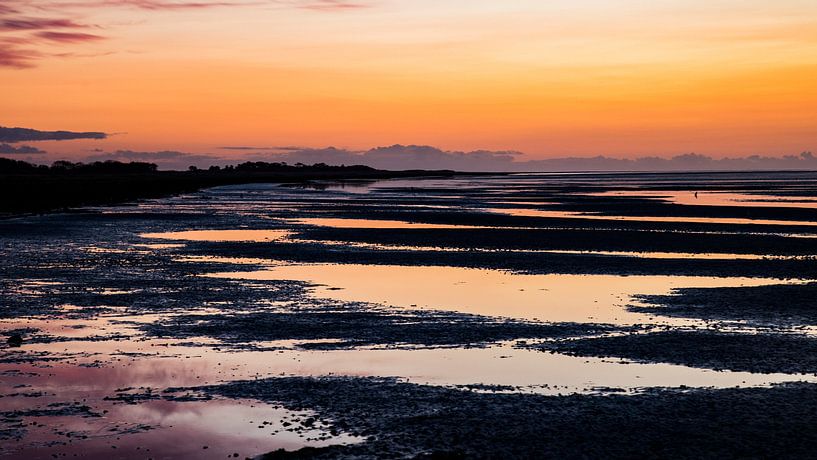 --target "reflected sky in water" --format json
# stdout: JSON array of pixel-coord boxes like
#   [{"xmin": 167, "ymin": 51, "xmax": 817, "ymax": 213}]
[{"xmin": 204, "ymin": 264, "xmax": 798, "ymax": 325}]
